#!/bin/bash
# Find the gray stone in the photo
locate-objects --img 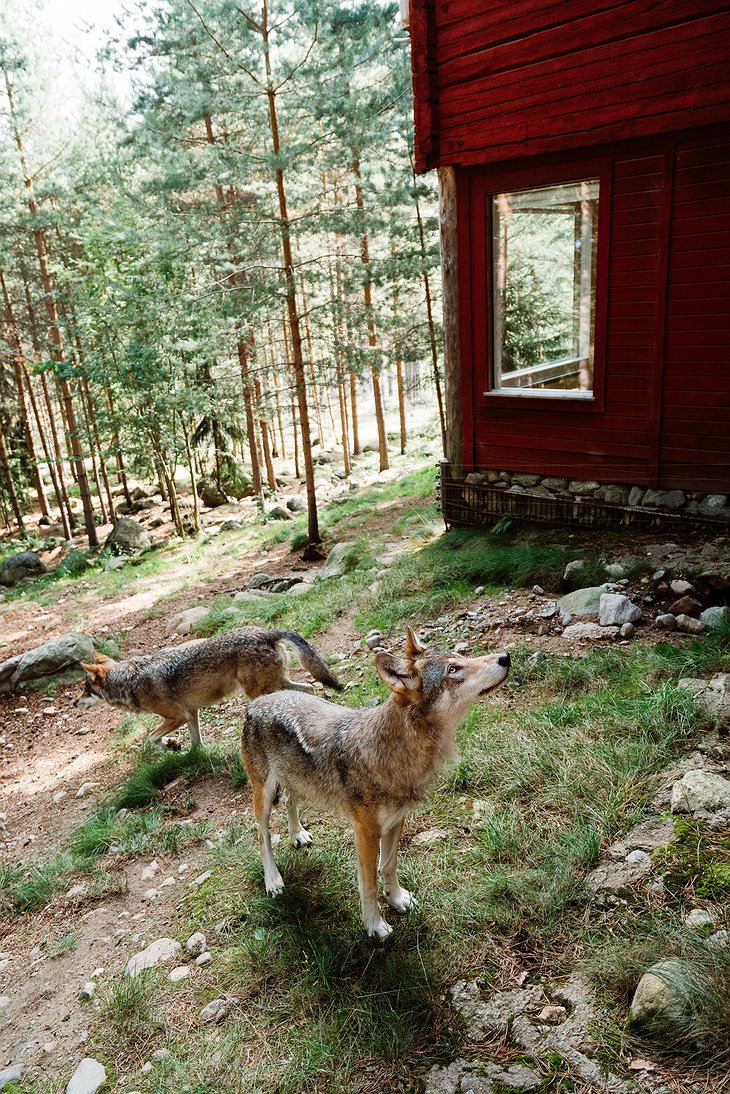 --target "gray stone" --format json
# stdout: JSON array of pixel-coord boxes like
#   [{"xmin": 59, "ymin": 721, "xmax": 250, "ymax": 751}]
[
  {"xmin": 411, "ymin": 828, "xmax": 451, "ymax": 848},
  {"xmin": 670, "ymin": 579, "xmax": 695, "ymax": 596},
  {"xmin": 0, "ymin": 551, "xmax": 46, "ymax": 587},
  {"xmin": 678, "ymin": 673, "xmax": 730, "ymax": 720},
  {"xmin": 169, "ymin": 966, "xmax": 189, "ymax": 982},
  {"xmin": 558, "ymin": 583, "xmax": 612, "ymax": 616},
  {"xmin": 709, "ymin": 930, "xmax": 729, "ymax": 948},
  {"xmin": 656, "ymin": 613, "xmax": 677, "ymax": 630},
  {"xmin": 195, "ymin": 951, "xmax": 212, "ymax": 967},
  {"xmin": 104, "ymin": 518, "xmax": 151, "ymax": 555},
  {"xmin": 425, "ymin": 1059, "xmax": 542, "ymax": 1094},
  {"xmin": 285, "ymin": 583, "xmax": 311, "ymax": 597},
  {"xmin": 599, "ymin": 593, "xmax": 641, "ymax": 627},
  {"xmin": 629, "ymin": 486, "xmax": 646, "ymax": 506},
  {"xmin": 200, "ymin": 997, "xmax": 228, "ymax": 1024},
  {"xmin": 563, "ymin": 622, "xmax": 619, "ymax": 641},
  {"xmin": 449, "ymin": 979, "xmax": 544, "ymax": 1039},
  {"xmin": 620, "ymin": 622, "xmax": 635, "ymax": 639},
  {"xmin": 628, "ymin": 958, "xmax": 691, "ymax": 1033},
  {"xmin": 0, "ymin": 655, "xmax": 22, "ymax": 696},
  {"xmin": 365, "ymin": 631, "xmax": 383, "ymax": 650},
  {"xmin": 512, "ymin": 473, "xmax": 541, "ymax": 487},
  {"xmin": 7, "ymin": 632, "xmax": 96, "ymax": 693},
  {"xmin": 125, "ymin": 937, "xmax": 182, "ymax": 977},
  {"xmin": 585, "ymin": 856, "xmax": 651, "ymax": 894},
  {"xmin": 541, "ymin": 477, "xmax": 567, "ymax": 491},
  {"xmin": 66, "ymin": 1058, "xmax": 107, "ymax": 1094},
  {"xmin": 671, "ymin": 769, "xmax": 730, "ymax": 814},
  {"xmin": 562, "ymin": 559, "xmax": 588, "ymax": 588},
  {"xmin": 185, "ymin": 931, "xmax": 206, "ymax": 957},
  {"xmin": 675, "ymin": 614, "xmax": 707, "ymax": 635},
  {"xmin": 316, "ymin": 542, "xmax": 360, "ymax": 582},
  {"xmin": 248, "ymin": 572, "xmax": 273, "ymax": 589},
  {"xmin": 286, "ymin": 496, "xmax": 307, "ymax": 512},
  {"xmin": 167, "ymin": 606, "xmax": 209, "ymax": 635},
  {"xmin": 568, "ymin": 480, "xmax": 600, "ymax": 494},
  {"xmin": 267, "ymin": 505, "xmax": 293, "ymax": 521},
  {"xmin": 0, "ymin": 1066, "xmax": 22, "ymax": 1090},
  {"xmin": 220, "ymin": 520, "xmax": 243, "ymax": 532},
  {"xmin": 698, "ymin": 494, "xmax": 727, "ymax": 516},
  {"xmin": 464, "ymin": 472, "xmax": 486, "ymax": 485},
  {"xmin": 700, "ymin": 605, "xmax": 730, "ymax": 629},
  {"xmin": 196, "ymin": 478, "xmax": 227, "ymax": 507},
  {"xmin": 667, "ymin": 596, "xmax": 703, "ymax": 617},
  {"xmin": 683, "ymin": 908, "xmax": 716, "ymax": 930},
  {"xmin": 104, "ymin": 556, "xmax": 128, "ymax": 571}
]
